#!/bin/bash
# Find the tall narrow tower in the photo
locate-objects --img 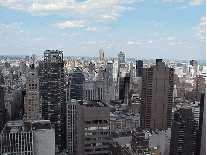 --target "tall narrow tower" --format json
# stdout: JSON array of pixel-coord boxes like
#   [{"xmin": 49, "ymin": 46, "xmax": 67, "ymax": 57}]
[
  {"xmin": 118, "ymin": 51, "xmax": 125, "ymax": 77},
  {"xmin": 98, "ymin": 49, "xmax": 104, "ymax": 64},
  {"xmin": 39, "ymin": 50, "xmax": 66, "ymax": 152},
  {"xmin": 24, "ymin": 63, "xmax": 42, "ymax": 120},
  {"xmin": 141, "ymin": 59, "xmax": 174, "ymax": 131}
]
